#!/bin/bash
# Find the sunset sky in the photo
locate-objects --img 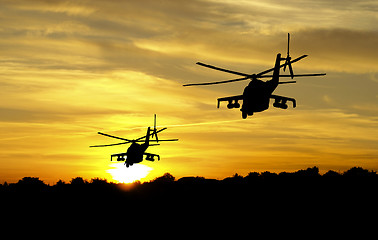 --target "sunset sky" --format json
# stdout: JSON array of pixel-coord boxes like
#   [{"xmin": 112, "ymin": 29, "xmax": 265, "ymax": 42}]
[{"xmin": 1, "ymin": 0, "xmax": 377, "ymax": 184}]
